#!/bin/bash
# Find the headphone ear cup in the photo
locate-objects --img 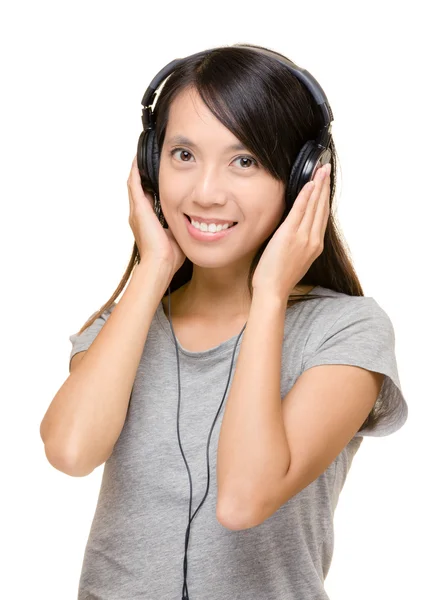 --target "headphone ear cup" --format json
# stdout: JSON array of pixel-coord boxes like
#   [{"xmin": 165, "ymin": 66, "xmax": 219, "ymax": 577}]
[
  {"xmin": 150, "ymin": 133, "xmax": 160, "ymax": 193},
  {"xmin": 146, "ymin": 130, "xmax": 160, "ymax": 195},
  {"xmin": 287, "ymin": 141, "xmax": 315, "ymax": 205},
  {"xmin": 286, "ymin": 141, "xmax": 326, "ymax": 212},
  {"xmin": 137, "ymin": 130, "xmax": 148, "ymax": 179},
  {"xmin": 137, "ymin": 129, "xmax": 159, "ymax": 195}
]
